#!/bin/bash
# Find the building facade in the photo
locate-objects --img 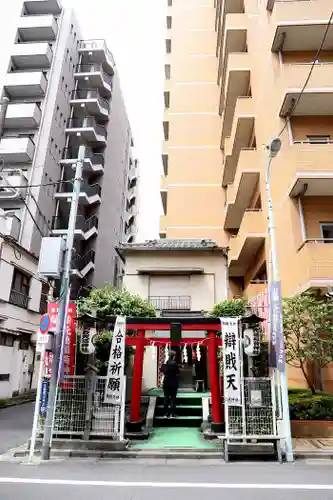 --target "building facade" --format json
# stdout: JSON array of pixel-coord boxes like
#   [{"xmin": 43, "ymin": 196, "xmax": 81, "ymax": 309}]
[
  {"xmin": 0, "ymin": 0, "xmax": 137, "ymax": 397},
  {"xmin": 117, "ymin": 238, "xmax": 228, "ymax": 391},
  {"xmin": 161, "ymin": 0, "xmax": 333, "ymax": 389}
]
